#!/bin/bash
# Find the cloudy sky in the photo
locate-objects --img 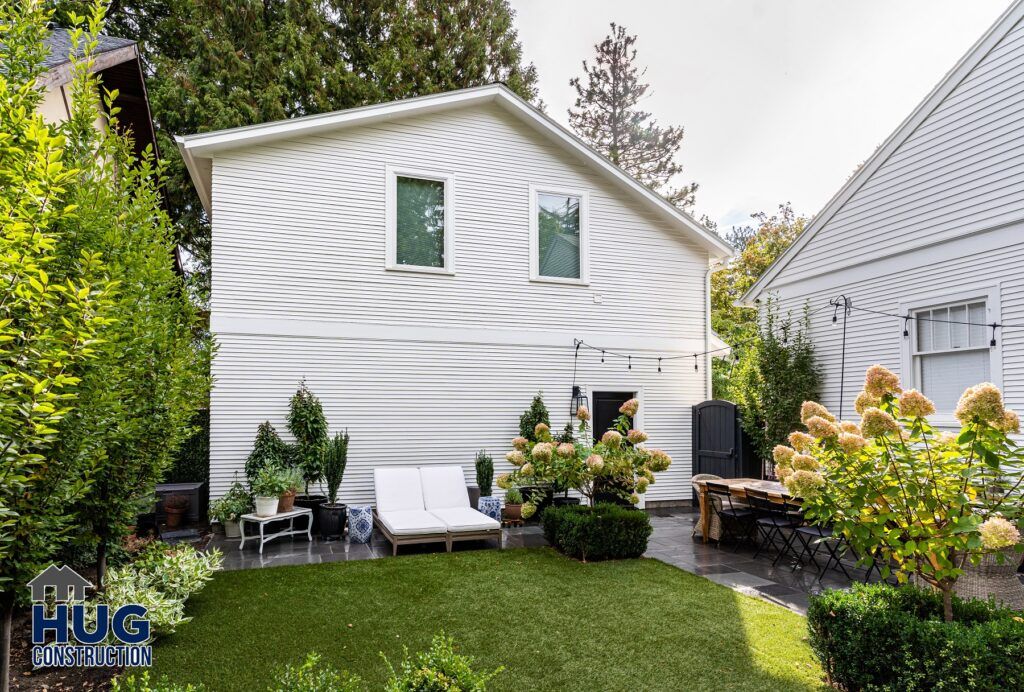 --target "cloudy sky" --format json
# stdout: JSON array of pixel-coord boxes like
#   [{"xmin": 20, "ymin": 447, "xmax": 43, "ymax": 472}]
[{"xmin": 508, "ymin": 0, "xmax": 1011, "ymax": 231}]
